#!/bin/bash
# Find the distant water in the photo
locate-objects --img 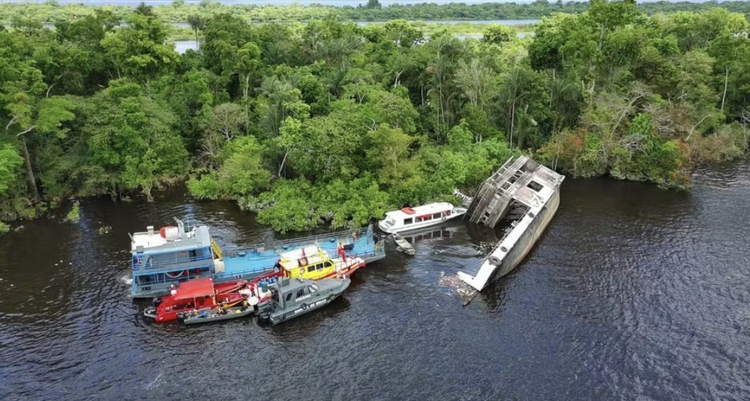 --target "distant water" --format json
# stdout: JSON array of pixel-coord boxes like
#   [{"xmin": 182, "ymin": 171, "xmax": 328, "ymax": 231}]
[
  {"xmin": 174, "ymin": 40, "xmax": 199, "ymax": 54},
  {"xmin": 172, "ymin": 30, "xmax": 534, "ymax": 54}
]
